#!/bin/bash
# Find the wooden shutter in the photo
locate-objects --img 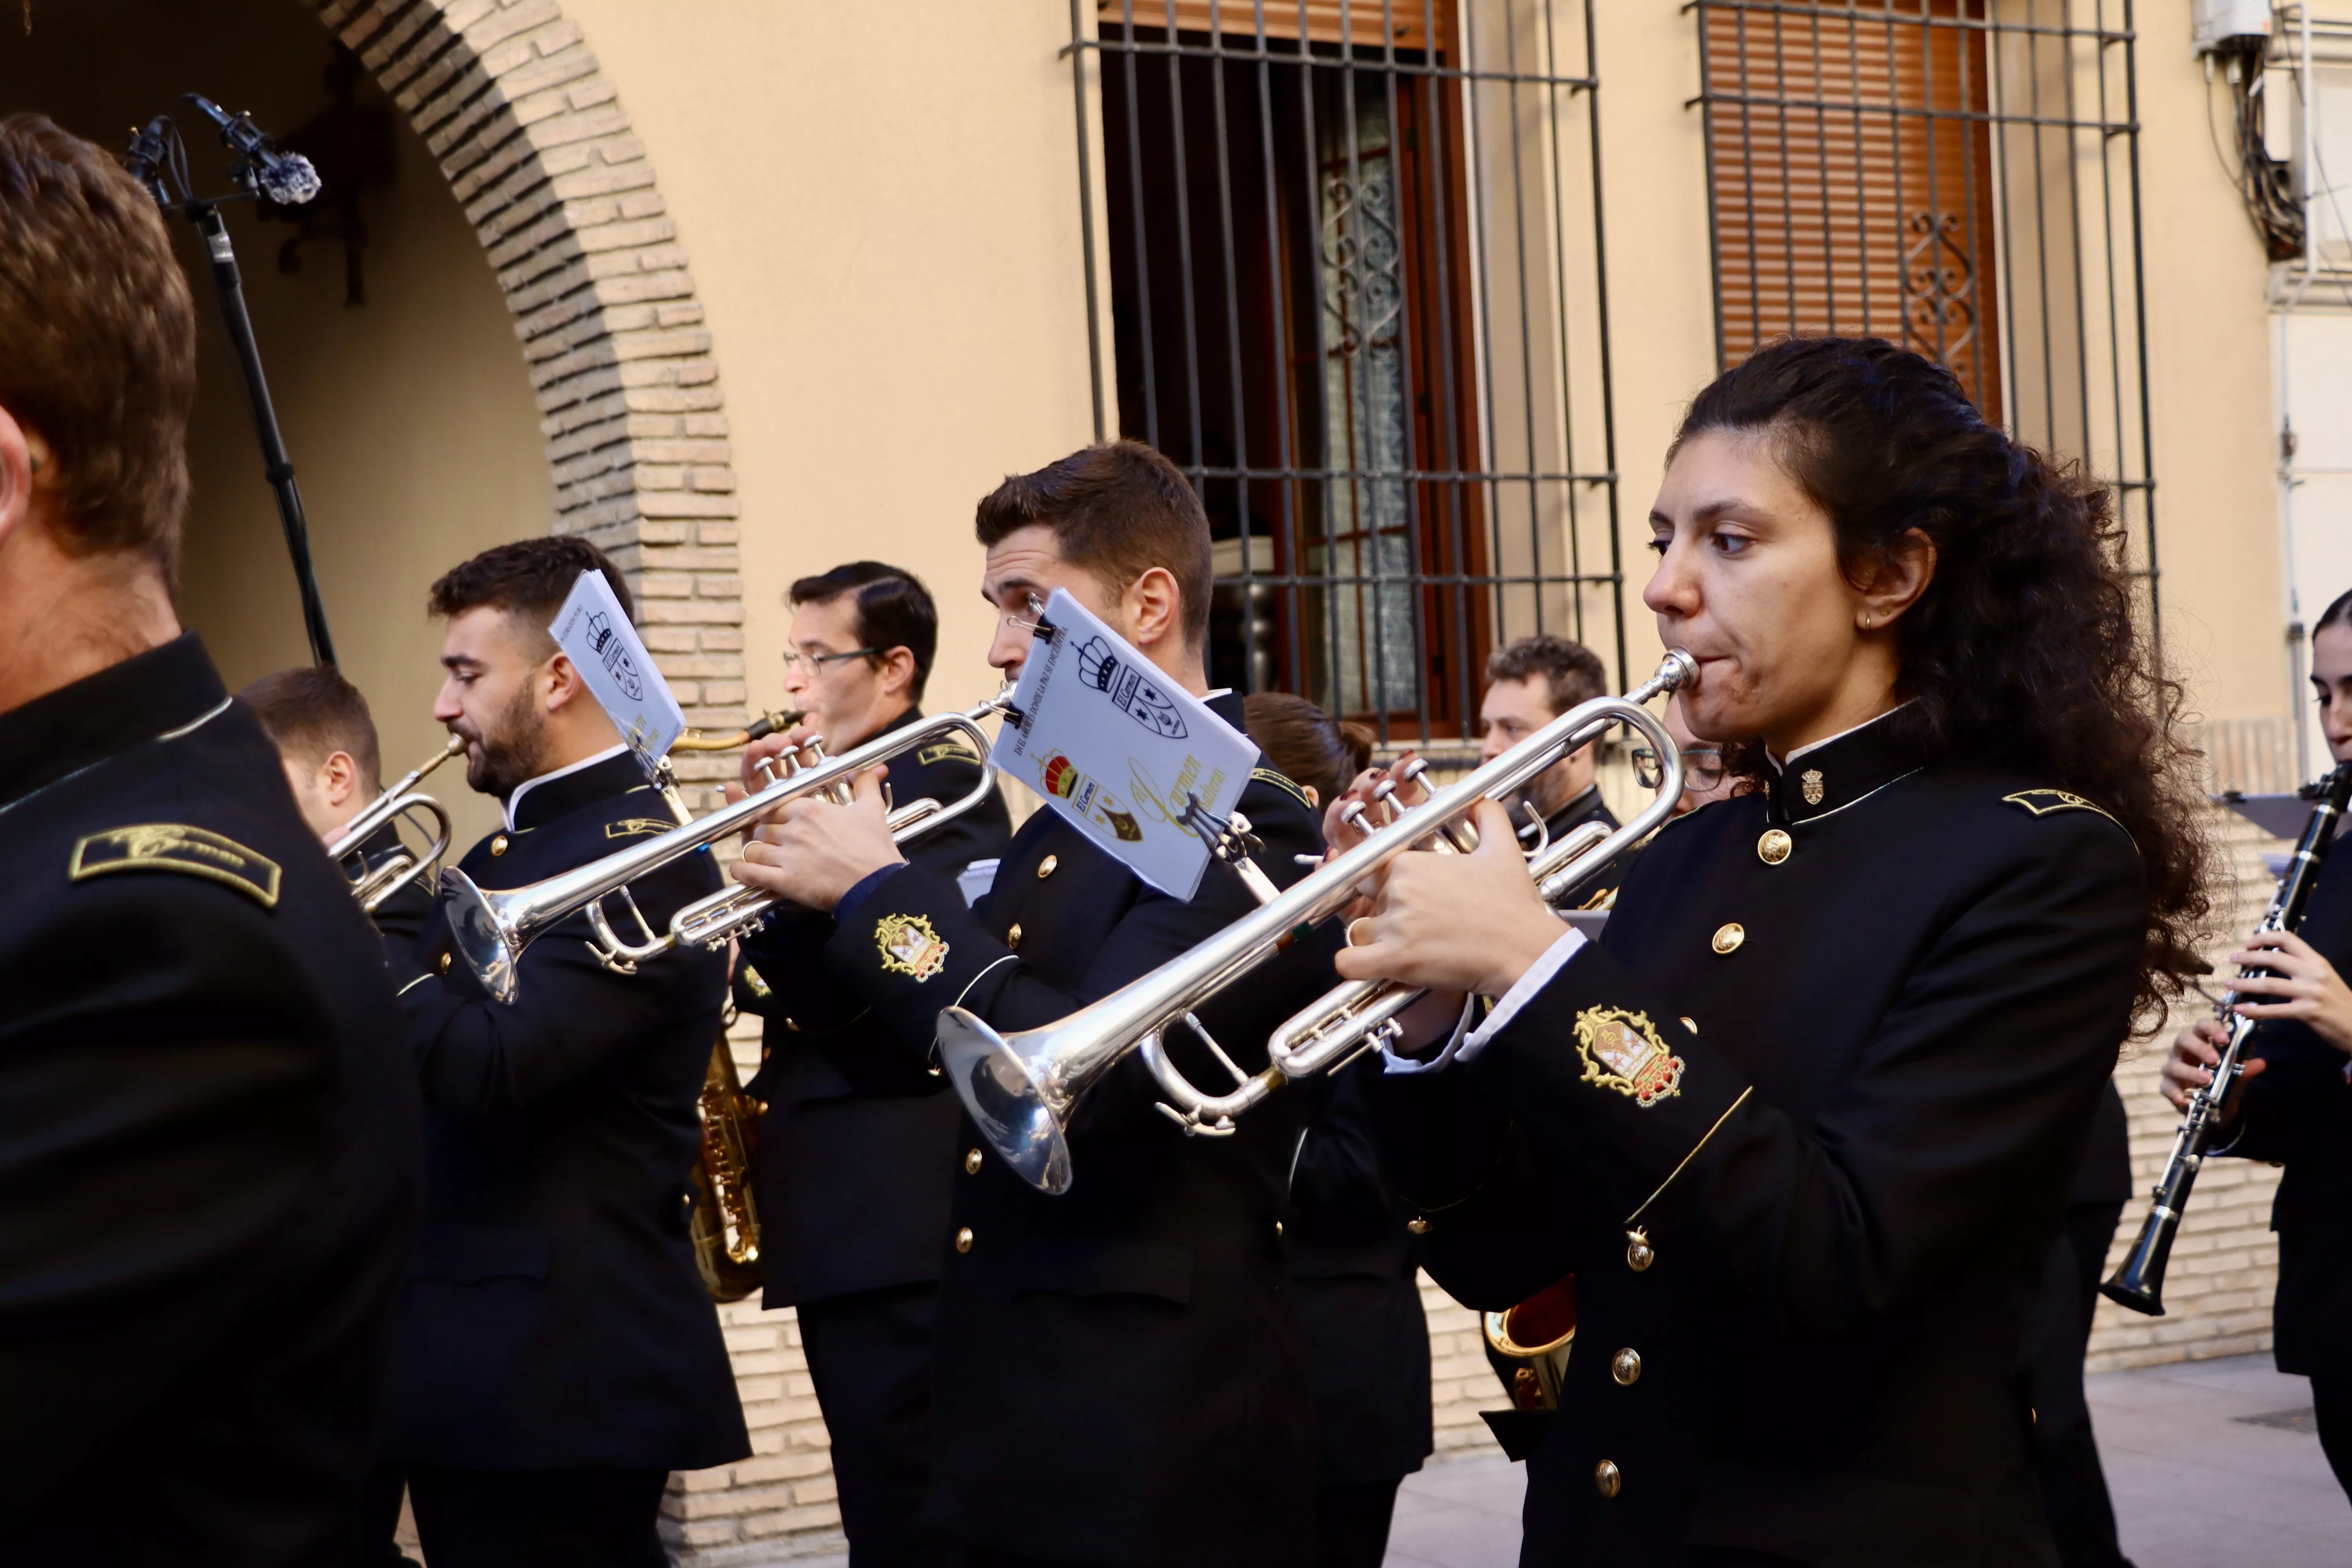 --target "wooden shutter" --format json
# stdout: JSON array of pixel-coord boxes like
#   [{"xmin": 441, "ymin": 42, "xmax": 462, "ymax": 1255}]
[
  {"xmin": 1097, "ymin": 0, "xmax": 1445, "ymax": 51},
  {"xmin": 1700, "ymin": 0, "xmax": 2002, "ymax": 420}
]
